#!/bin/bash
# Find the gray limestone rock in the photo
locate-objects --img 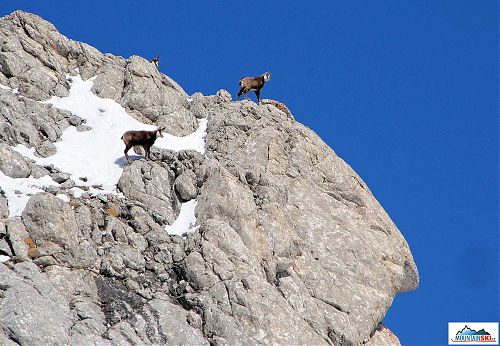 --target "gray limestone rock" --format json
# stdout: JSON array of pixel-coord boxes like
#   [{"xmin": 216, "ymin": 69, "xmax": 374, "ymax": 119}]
[
  {"xmin": 143, "ymin": 295, "xmax": 209, "ymax": 345},
  {"xmin": 0, "ymin": 11, "xmax": 76, "ymax": 100},
  {"xmin": 191, "ymin": 92, "xmax": 206, "ymax": 105},
  {"xmin": 180, "ymin": 99, "xmax": 419, "ymax": 344},
  {"xmin": 51, "ymin": 172, "xmax": 70, "ymax": 183},
  {"xmin": 216, "ymin": 89, "xmax": 232, "ymax": 103},
  {"xmin": 189, "ymin": 100, "xmax": 208, "ymax": 119},
  {"xmin": 0, "ymin": 88, "xmax": 70, "ymax": 148},
  {"xmin": 366, "ymin": 323, "xmax": 401, "ymax": 346},
  {"xmin": 117, "ymin": 160, "xmax": 179, "ymax": 225},
  {"xmin": 0, "ymin": 239, "xmax": 11, "ymax": 257},
  {"xmin": 29, "ymin": 164, "xmax": 50, "ymax": 178},
  {"xmin": 5, "ymin": 219, "xmax": 30, "ymax": 260},
  {"xmin": 0, "ymin": 333, "xmax": 18, "ymax": 346},
  {"xmin": 92, "ymin": 55, "xmax": 197, "ymax": 135},
  {"xmin": 21, "ymin": 193, "xmax": 95, "ymax": 268},
  {"xmin": 35, "ymin": 141, "xmax": 57, "ymax": 157},
  {"xmin": 0, "ymin": 10, "xmax": 418, "ymax": 345},
  {"xmin": 174, "ymin": 170, "xmax": 198, "ymax": 201},
  {"xmin": 77, "ymin": 124, "xmax": 92, "ymax": 132},
  {"xmin": 0, "ymin": 261, "xmax": 72, "ymax": 345},
  {"xmin": 59, "ymin": 179, "xmax": 75, "ymax": 190},
  {"xmin": 1, "ymin": 10, "xmax": 195, "ymax": 139},
  {"xmin": 0, "ymin": 143, "xmax": 31, "ymax": 178},
  {"xmin": 0, "ymin": 193, "xmax": 8, "ymax": 219}
]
